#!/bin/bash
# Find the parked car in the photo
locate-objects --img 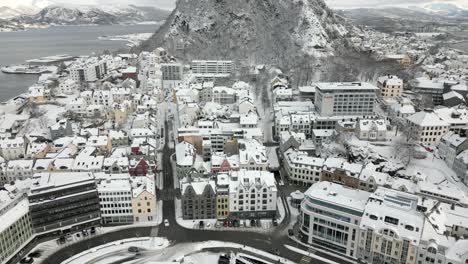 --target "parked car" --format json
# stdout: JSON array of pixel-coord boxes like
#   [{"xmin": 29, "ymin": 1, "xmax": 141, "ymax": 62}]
[
  {"xmin": 164, "ymin": 219, "xmax": 170, "ymax": 227},
  {"xmin": 128, "ymin": 246, "xmax": 140, "ymax": 253},
  {"xmin": 272, "ymin": 219, "xmax": 278, "ymax": 226}
]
